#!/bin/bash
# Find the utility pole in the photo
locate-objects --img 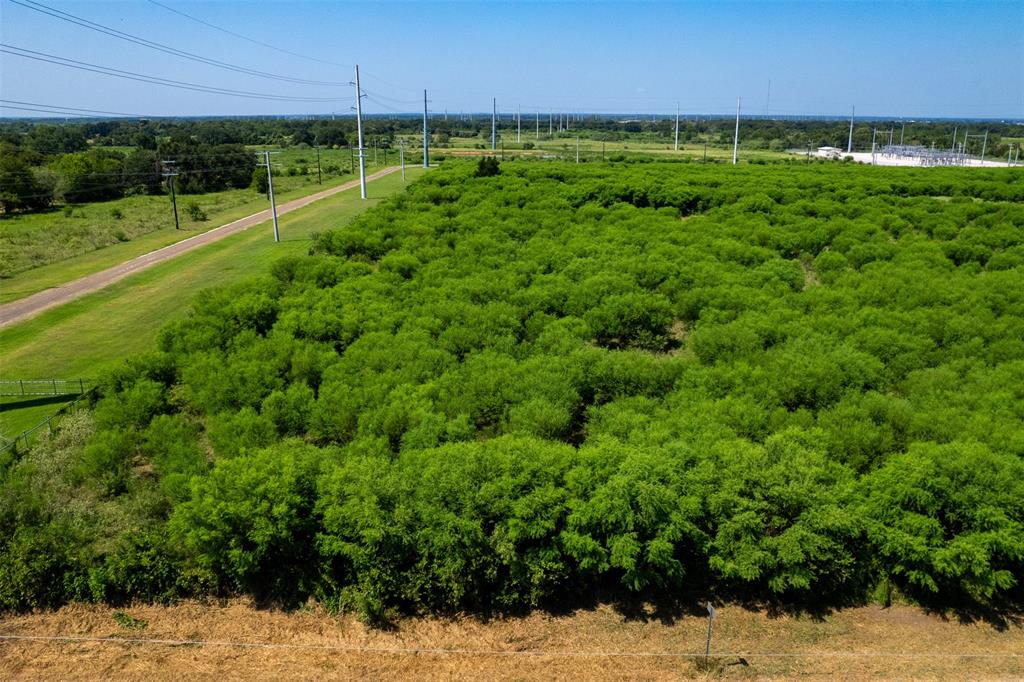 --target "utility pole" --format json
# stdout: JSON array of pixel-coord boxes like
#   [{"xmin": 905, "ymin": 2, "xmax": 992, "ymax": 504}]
[
  {"xmin": 674, "ymin": 101, "xmax": 680, "ymax": 152},
  {"xmin": 847, "ymin": 106, "xmax": 855, "ymax": 153},
  {"xmin": 549, "ymin": 111, "xmax": 553, "ymax": 135},
  {"xmin": 315, "ymin": 145, "xmax": 322, "ymax": 184},
  {"xmin": 161, "ymin": 160, "xmax": 179, "ymax": 230},
  {"xmin": 263, "ymin": 150, "xmax": 279, "ymax": 242},
  {"xmin": 423, "ymin": 89, "xmax": 429, "ymax": 168},
  {"xmin": 951, "ymin": 125, "xmax": 958, "ymax": 152},
  {"xmin": 576, "ymin": 136, "xmax": 580, "ymax": 163},
  {"xmin": 399, "ymin": 137, "xmax": 405, "ymax": 181},
  {"xmin": 353, "ymin": 64, "xmax": 367, "ymax": 199},
  {"xmin": 981, "ymin": 130, "xmax": 988, "ymax": 163},
  {"xmin": 491, "ymin": 98, "xmax": 497, "ymax": 150},
  {"xmin": 900, "ymin": 121, "xmax": 905, "ymax": 146},
  {"xmin": 871, "ymin": 128, "xmax": 877, "ymax": 164},
  {"xmin": 732, "ymin": 96, "xmax": 741, "ymax": 165},
  {"xmin": 517, "ymin": 104, "xmax": 521, "ymax": 143},
  {"xmin": 536, "ymin": 111, "xmax": 539, "ymax": 139}
]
